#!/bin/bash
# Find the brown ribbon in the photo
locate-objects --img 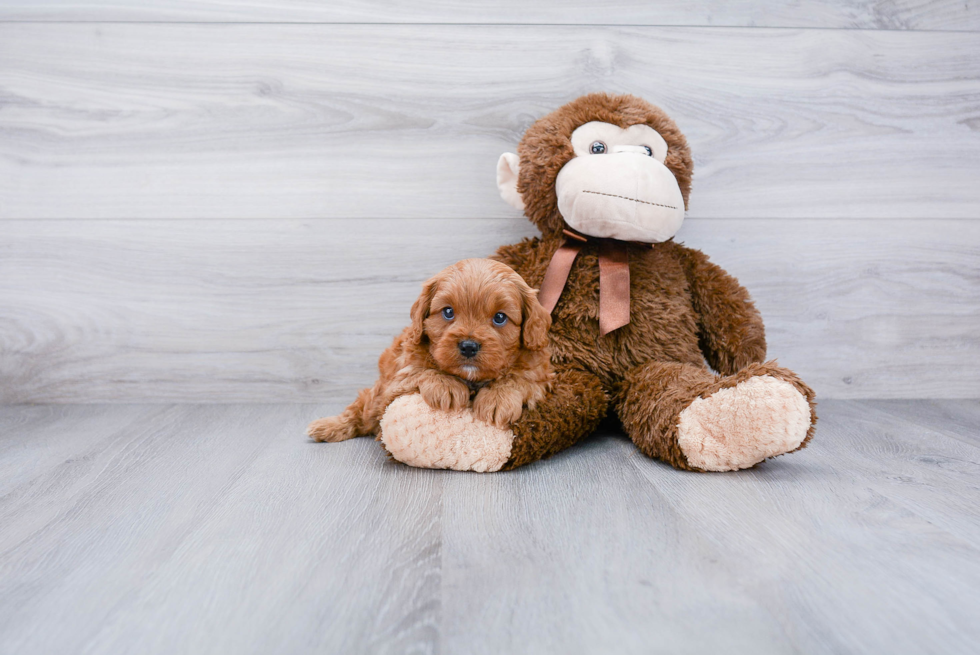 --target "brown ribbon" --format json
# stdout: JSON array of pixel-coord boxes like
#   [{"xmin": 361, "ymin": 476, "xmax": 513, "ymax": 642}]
[{"xmin": 538, "ymin": 230, "xmax": 633, "ymax": 336}]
